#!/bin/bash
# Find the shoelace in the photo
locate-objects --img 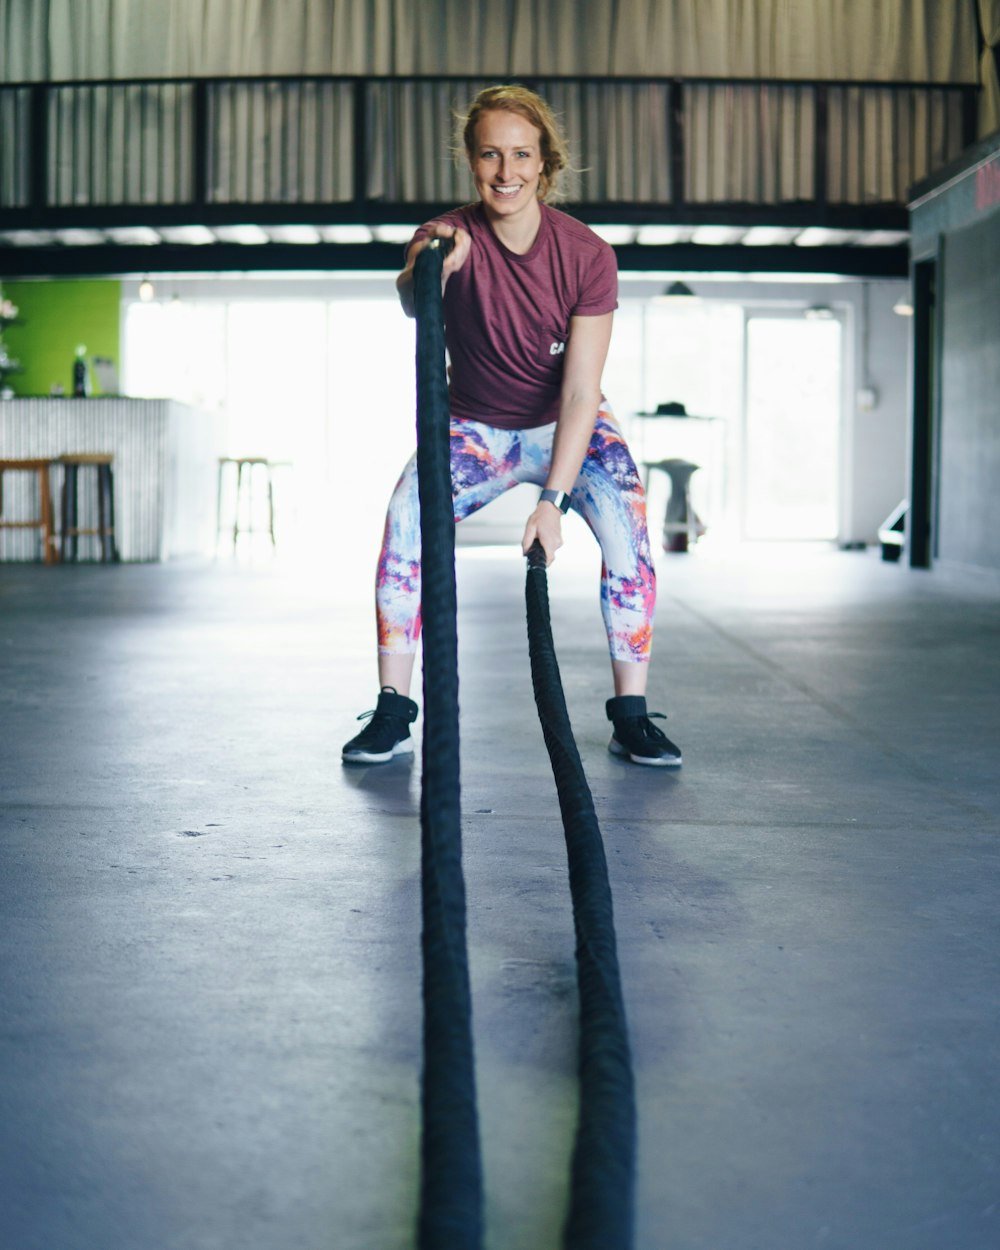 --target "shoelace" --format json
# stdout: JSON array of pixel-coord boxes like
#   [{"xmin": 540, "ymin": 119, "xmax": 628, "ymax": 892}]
[
  {"xmin": 355, "ymin": 686, "xmax": 408, "ymax": 723},
  {"xmin": 355, "ymin": 707, "xmax": 409, "ymax": 726},
  {"xmin": 620, "ymin": 712, "xmax": 668, "ymax": 741}
]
